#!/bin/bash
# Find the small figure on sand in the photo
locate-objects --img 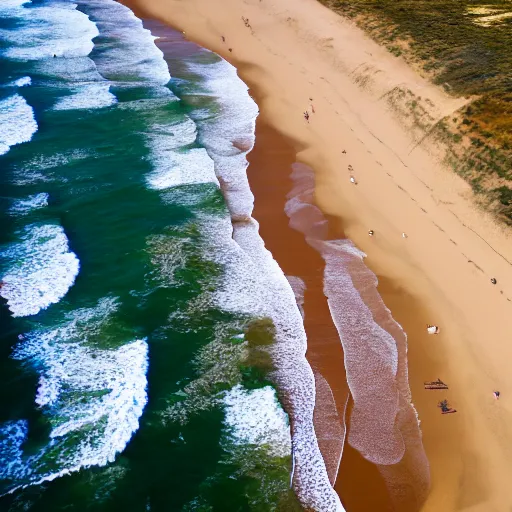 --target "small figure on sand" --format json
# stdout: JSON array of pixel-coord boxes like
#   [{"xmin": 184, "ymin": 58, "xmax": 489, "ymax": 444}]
[
  {"xmin": 303, "ymin": 111, "xmax": 310, "ymax": 122},
  {"xmin": 427, "ymin": 324, "xmax": 440, "ymax": 335},
  {"xmin": 228, "ymin": 48, "xmax": 233, "ymax": 52},
  {"xmin": 348, "ymin": 164, "xmax": 353, "ymax": 171},
  {"xmin": 342, "ymin": 150, "xmax": 347, "ymax": 154},
  {"xmin": 494, "ymin": 391, "xmax": 501, "ymax": 400},
  {"xmin": 491, "ymin": 278, "xmax": 497, "ymax": 285},
  {"xmin": 221, "ymin": 36, "xmax": 225, "ymax": 42},
  {"xmin": 402, "ymin": 232, "xmax": 408, "ymax": 238},
  {"xmin": 438, "ymin": 399, "xmax": 457, "ymax": 414},
  {"xmin": 242, "ymin": 16, "xmax": 251, "ymax": 28},
  {"xmin": 368, "ymin": 229, "xmax": 374, "ymax": 236},
  {"xmin": 350, "ymin": 176, "xmax": 357, "ymax": 185}
]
